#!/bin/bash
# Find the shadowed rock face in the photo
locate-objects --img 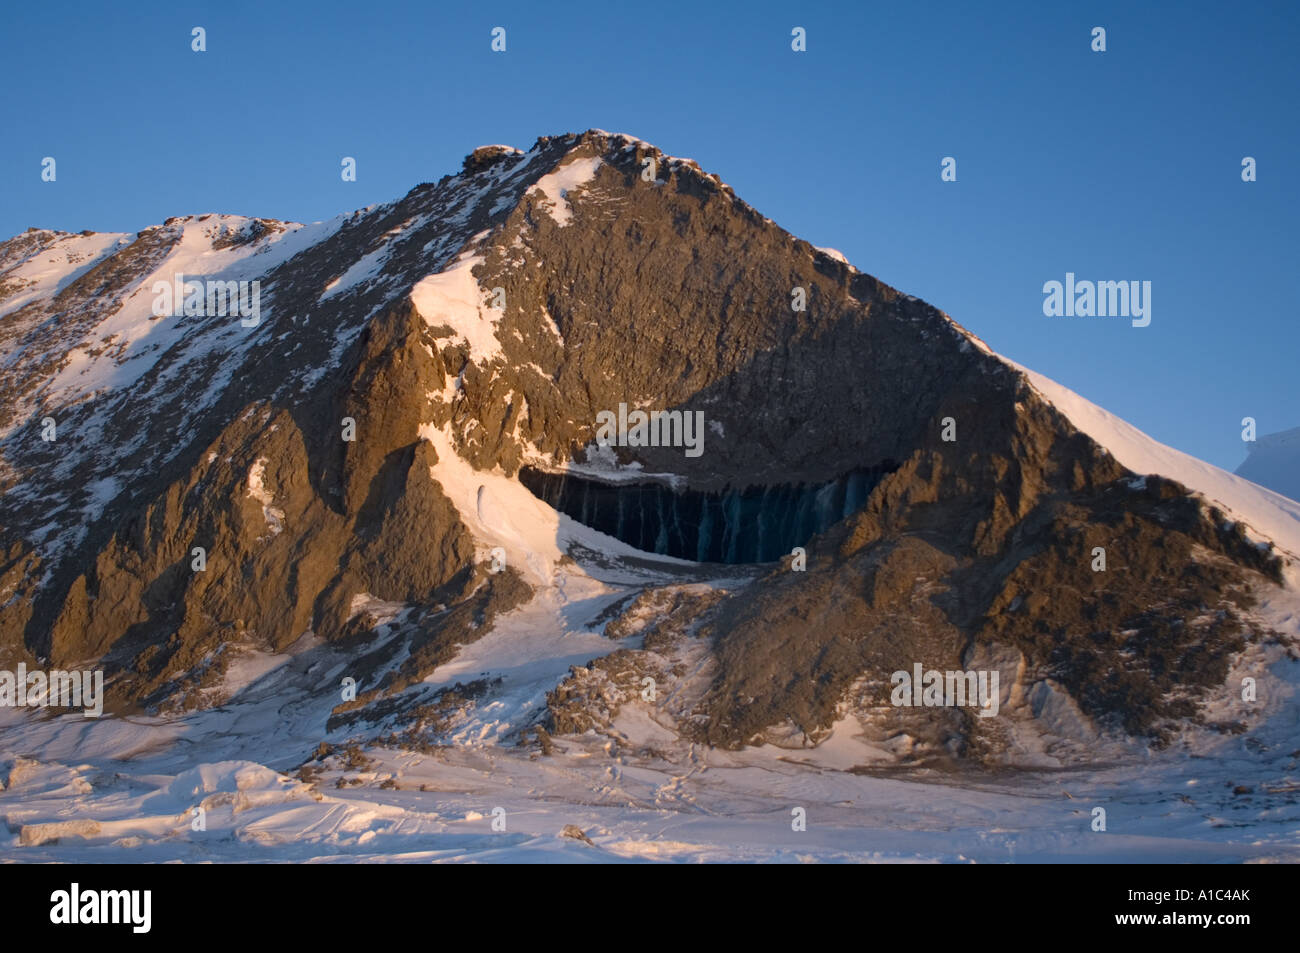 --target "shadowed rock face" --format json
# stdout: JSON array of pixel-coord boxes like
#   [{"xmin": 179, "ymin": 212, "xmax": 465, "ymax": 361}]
[
  {"xmin": 0, "ymin": 130, "xmax": 1286, "ymax": 750},
  {"xmin": 695, "ymin": 471, "xmax": 1279, "ymax": 748}
]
